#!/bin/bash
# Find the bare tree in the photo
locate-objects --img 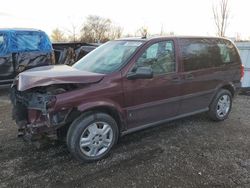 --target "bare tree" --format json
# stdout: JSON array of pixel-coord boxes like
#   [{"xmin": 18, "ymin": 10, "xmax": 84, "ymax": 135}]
[
  {"xmin": 80, "ymin": 15, "xmax": 112, "ymax": 43},
  {"xmin": 51, "ymin": 28, "xmax": 66, "ymax": 42},
  {"xmin": 66, "ymin": 23, "xmax": 79, "ymax": 42},
  {"xmin": 235, "ymin": 33, "xmax": 241, "ymax": 41},
  {"xmin": 212, "ymin": 0, "xmax": 230, "ymax": 37},
  {"xmin": 108, "ymin": 25, "xmax": 123, "ymax": 40},
  {"xmin": 137, "ymin": 26, "xmax": 149, "ymax": 38},
  {"xmin": 52, "ymin": 16, "xmax": 123, "ymax": 43},
  {"xmin": 160, "ymin": 24, "xmax": 164, "ymax": 36}
]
